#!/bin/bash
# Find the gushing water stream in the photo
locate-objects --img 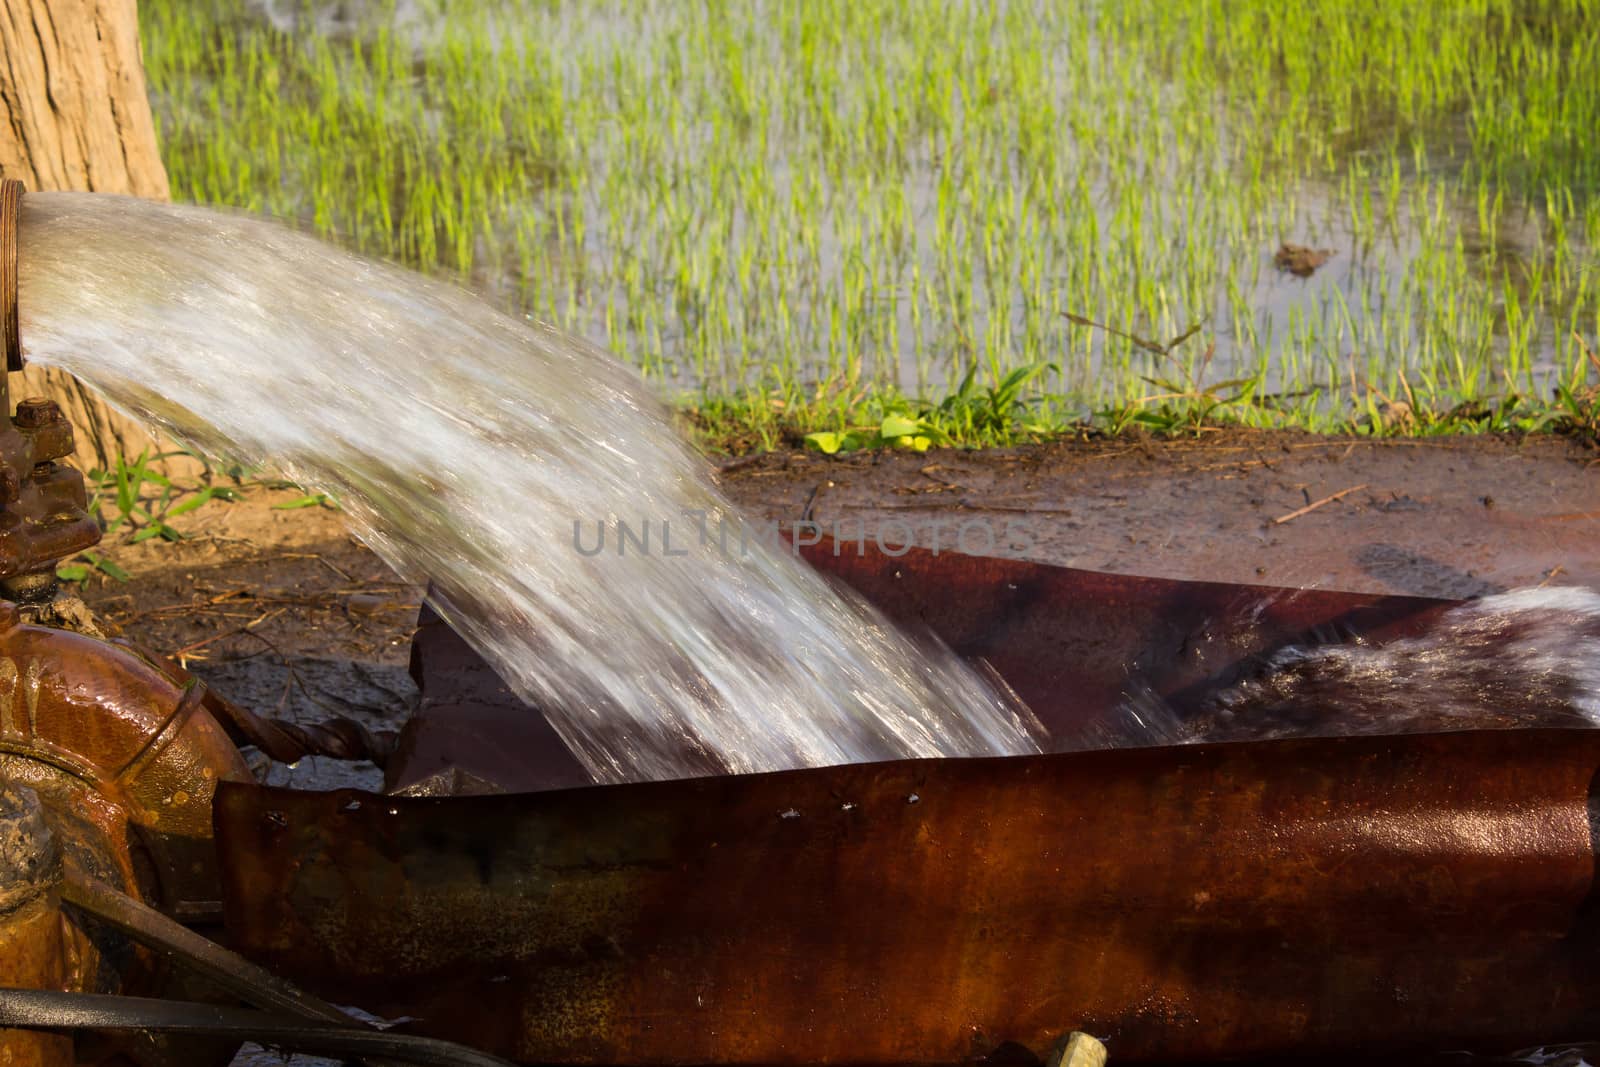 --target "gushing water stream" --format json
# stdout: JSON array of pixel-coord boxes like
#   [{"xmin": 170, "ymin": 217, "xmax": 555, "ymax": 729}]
[{"xmin": 17, "ymin": 192, "xmax": 1040, "ymax": 783}]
